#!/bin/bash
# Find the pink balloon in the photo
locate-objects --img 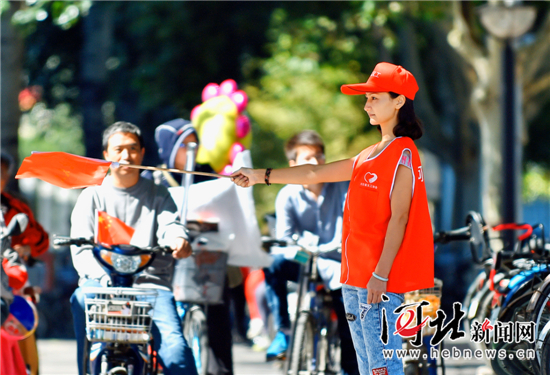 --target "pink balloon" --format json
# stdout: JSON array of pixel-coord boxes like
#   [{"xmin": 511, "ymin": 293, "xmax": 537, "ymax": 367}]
[
  {"xmin": 190, "ymin": 104, "xmax": 202, "ymax": 121},
  {"xmin": 235, "ymin": 115, "xmax": 251, "ymax": 138},
  {"xmin": 229, "ymin": 142, "xmax": 245, "ymax": 164},
  {"xmin": 202, "ymin": 83, "xmax": 219, "ymax": 102},
  {"xmin": 229, "ymin": 90, "xmax": 248, "ymax": 113},
  {"xmin": 221, "ymin": 164, "xmax": 233, "ymax": 175},
  {"xmin": 219, "ymin": 79, "xmax": 238, "ymax": 96}
]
